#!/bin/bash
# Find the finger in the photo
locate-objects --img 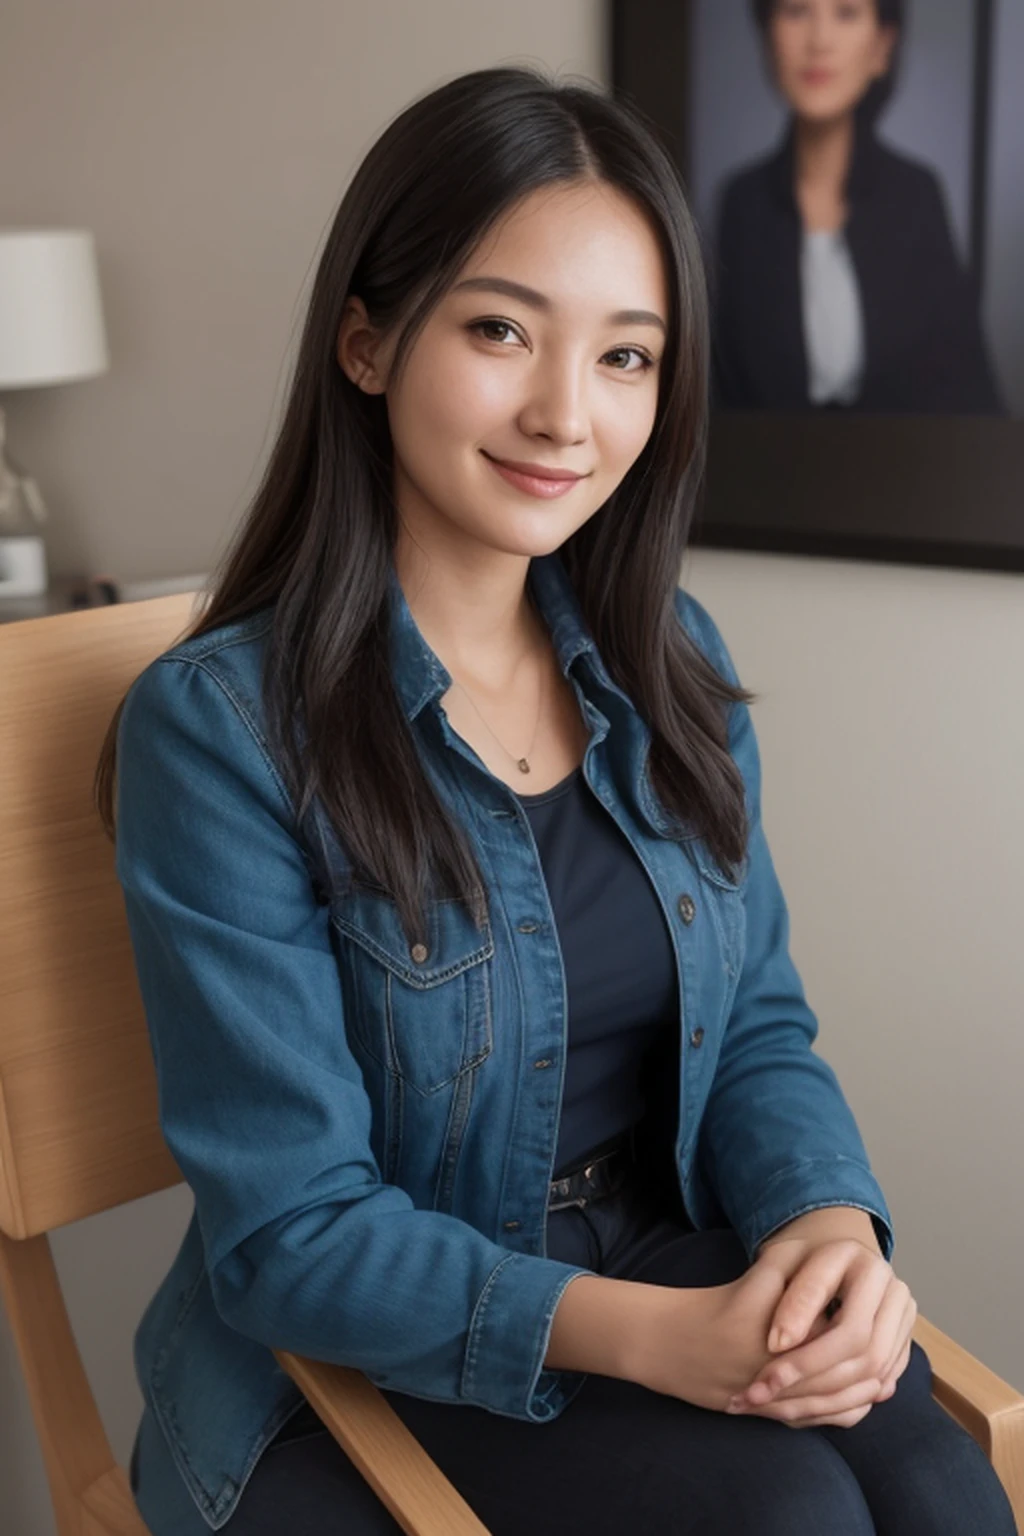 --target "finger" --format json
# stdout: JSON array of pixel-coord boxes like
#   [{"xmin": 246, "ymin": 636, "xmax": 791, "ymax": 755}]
[
  {"xmin": 784, "ymin": 1402, "xmax": 875, "ymax": 1430},
  {"xmin": 745, "ymin": 1348, "xmax": 875, "ymax": 1406},
  {"xmin": 748, "ymin": 1277, "xmax": 910, "ymax": 1404},
  {"xmin": 765, "ymin": 1243, "xmax": 880, "ymax": 1354},
  {"xmin": 876, "ymin": 1338, "xmax": 912, "ymax": 1401},
  {"xmin": 752, "ymin": 1259, "xmax": 895, "ymax": 1392},
  {"xmin": 877, "ymin": 1295, "xmax": 917, "ymax": 1383},
  {"xmin": 748, "ymin": 1276, "xmax": 906, "ymax": 1404},
  {"xmin": 731, "ymin": 1371, "xmax": 883, "ymax": 1426},
  {"xmin": 863, "ymin": 1297, "xmax": 915, "ymax": 1403},
  {"xmin": 760, "ymin": 1245, "xmax": 856, "ymax": 1352}
]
